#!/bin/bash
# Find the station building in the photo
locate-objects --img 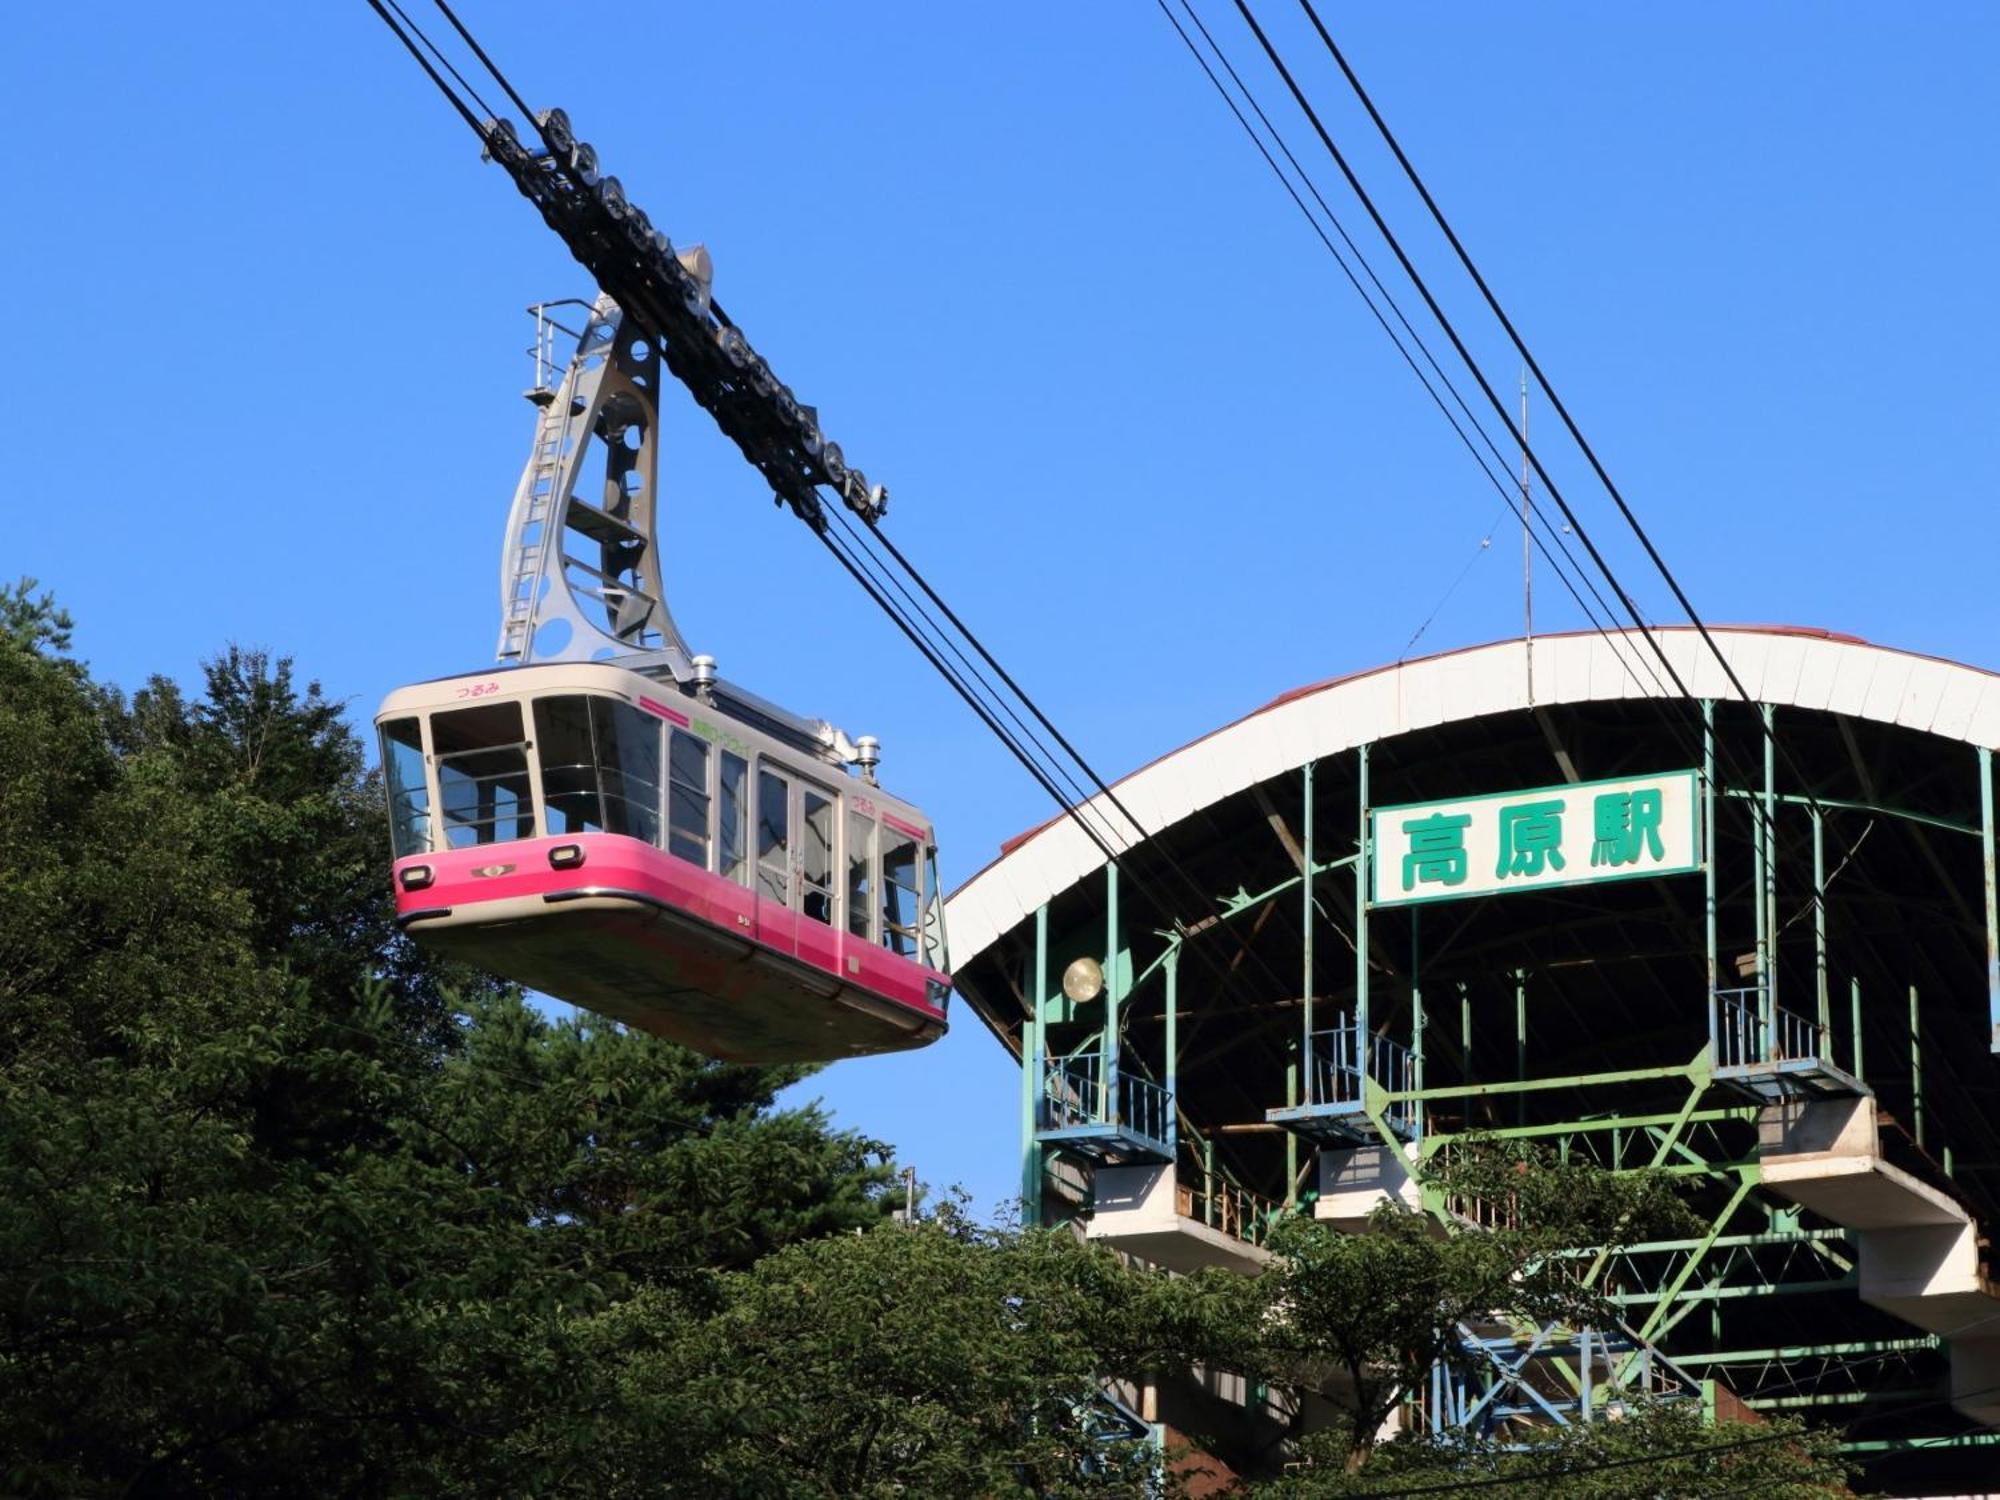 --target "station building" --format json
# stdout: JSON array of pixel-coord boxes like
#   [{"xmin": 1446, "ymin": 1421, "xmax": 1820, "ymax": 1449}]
[{"xmin": 943, "ymin": 625, "xmax": 2000, "ymax": 1493}]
